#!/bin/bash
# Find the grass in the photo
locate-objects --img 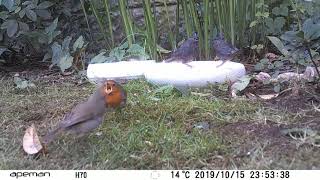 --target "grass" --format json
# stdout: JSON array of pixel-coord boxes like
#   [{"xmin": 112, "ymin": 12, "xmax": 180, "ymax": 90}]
[{"xmin": 0, "ymin": 76, "xmax": 319, "ymax": 169}]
